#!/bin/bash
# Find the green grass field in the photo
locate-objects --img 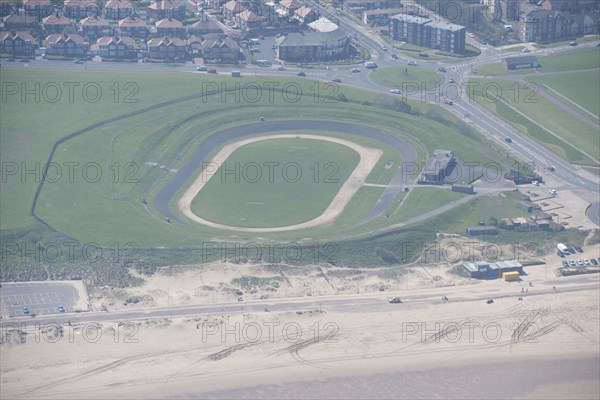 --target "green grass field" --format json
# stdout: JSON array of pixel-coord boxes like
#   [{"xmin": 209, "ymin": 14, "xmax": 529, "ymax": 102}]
[
  {"xmin": 190, "ymin": 138, "xmax": 360, "ymax": 228},
  {"xmin": 369, "ymin": 67, "xmax": 444, "ymax": 89},
  {"xmin": 1, "ymin": 68, "xmax": 517, "ymax": 248},
  {"xmin": 526, "ymin": 71, "xmax": 600, "ymax": 119},
  {"xmin": 469, "ymin": 77, "xmax": 599, "ymax": 164},
  {"xmin": 475, "ymin": 47, "xmax": 600, "ymax": 76}
]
